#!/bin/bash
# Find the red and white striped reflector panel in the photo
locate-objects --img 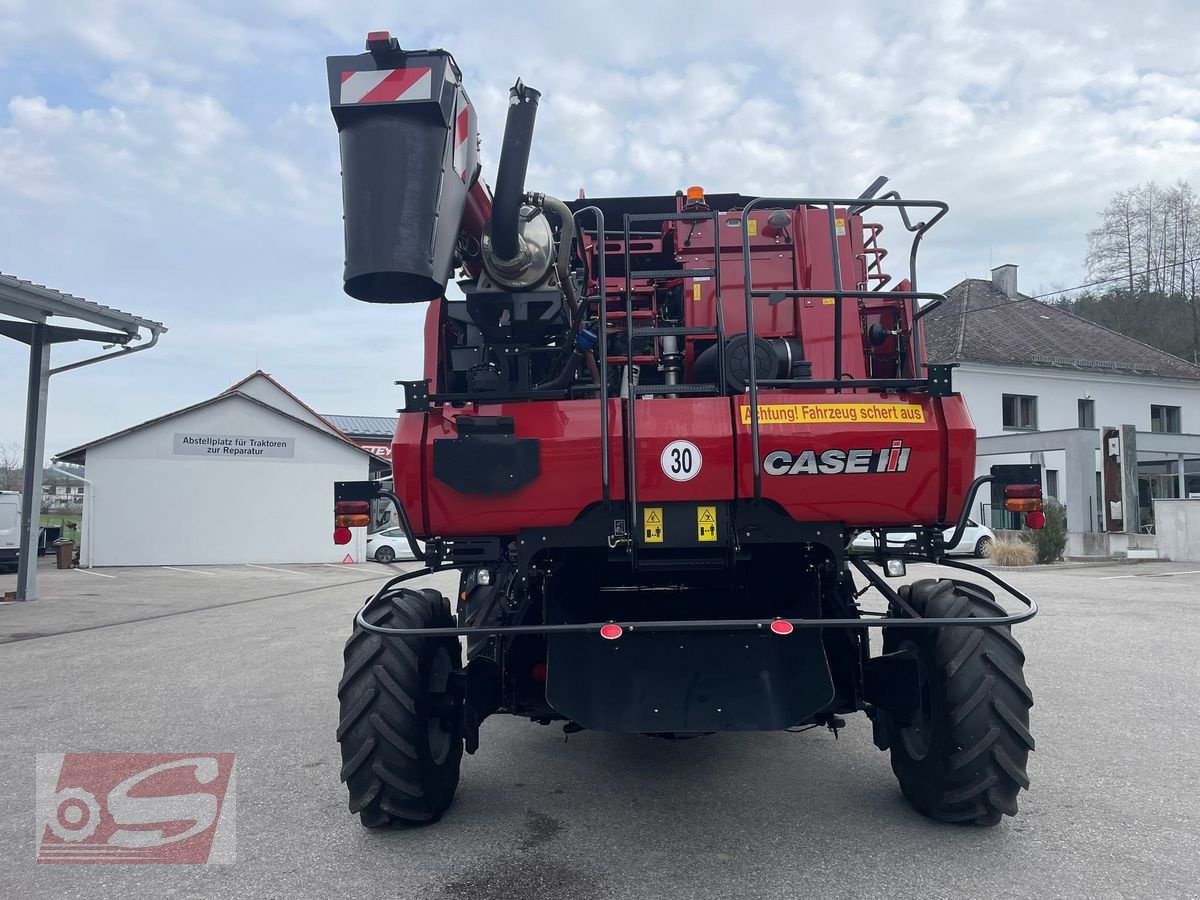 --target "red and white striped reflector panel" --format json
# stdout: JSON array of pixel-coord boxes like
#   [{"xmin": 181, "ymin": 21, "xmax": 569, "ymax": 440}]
[
  {"xmin": 452, "ymin": 94, "xmax": 470, "ymax": 181},
  {"xmin": 339, "ymin": 67, "xmax": 432, "ymax": 104}
]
